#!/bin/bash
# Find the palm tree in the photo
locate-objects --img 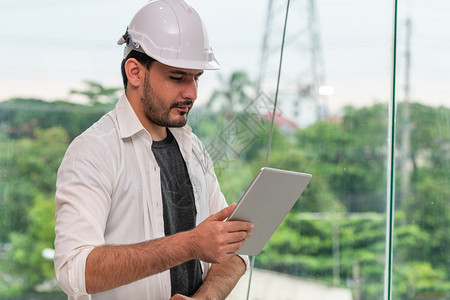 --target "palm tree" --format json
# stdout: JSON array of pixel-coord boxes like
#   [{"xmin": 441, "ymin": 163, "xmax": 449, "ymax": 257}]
[
  {"xmin": 206, "ymin": 71, "xmax": 255, "ymax": 120},
  {"xmin": 70, "ymin": 80, "xmax": 121, "ymax": 106}
]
